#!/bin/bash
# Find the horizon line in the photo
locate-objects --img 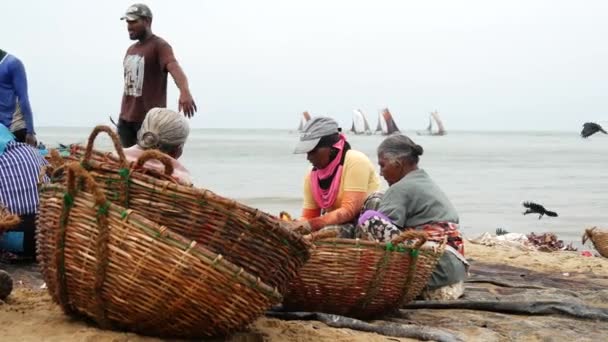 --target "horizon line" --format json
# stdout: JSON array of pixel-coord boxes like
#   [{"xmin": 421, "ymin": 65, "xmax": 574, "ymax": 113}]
[{"xmin": 35, "ymin": 125, "xmax": 579, "ymax": 134}]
